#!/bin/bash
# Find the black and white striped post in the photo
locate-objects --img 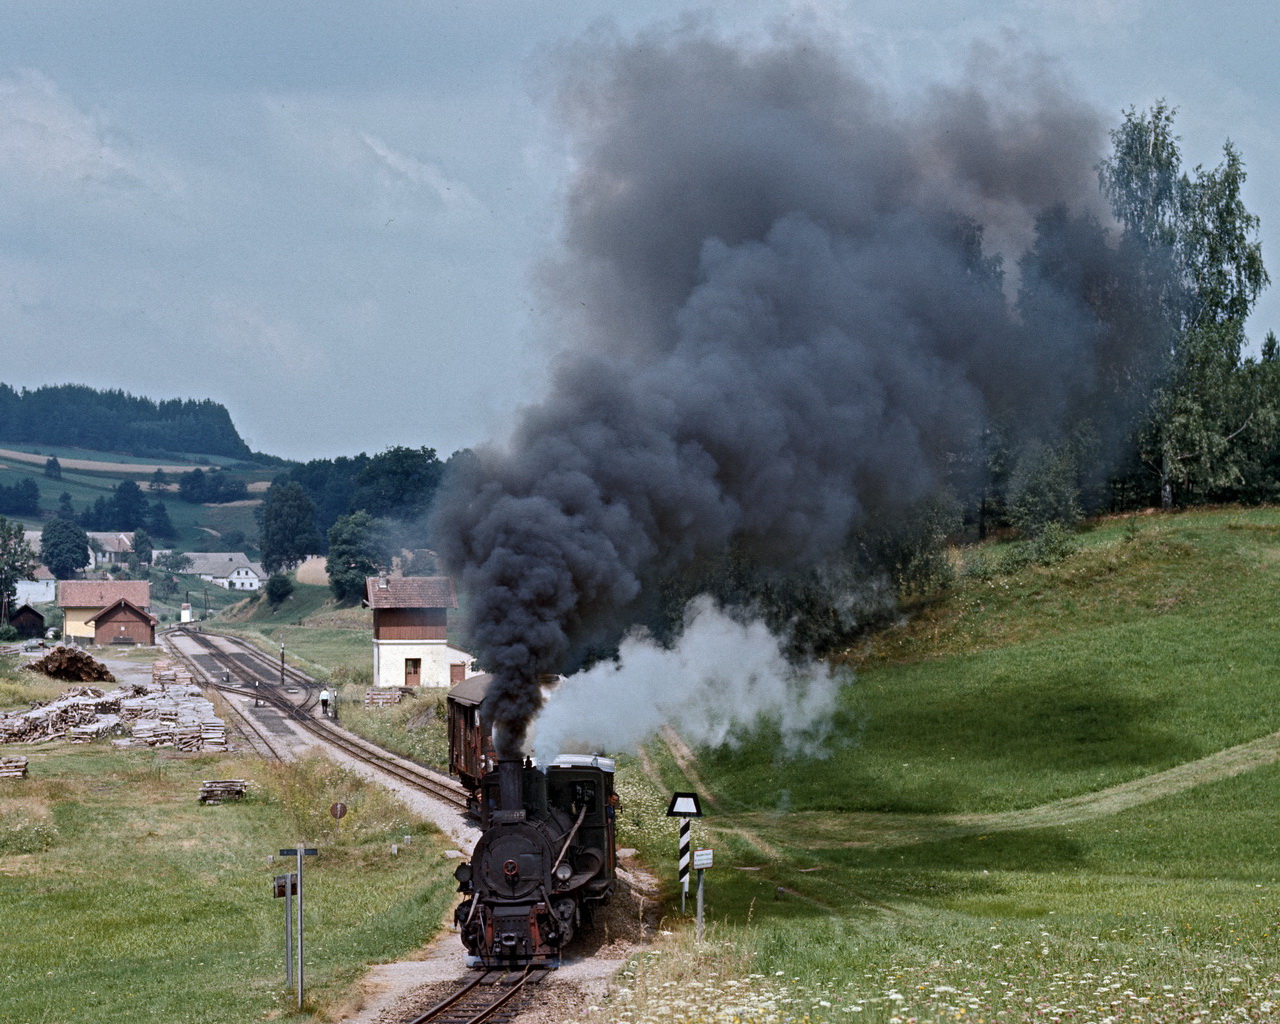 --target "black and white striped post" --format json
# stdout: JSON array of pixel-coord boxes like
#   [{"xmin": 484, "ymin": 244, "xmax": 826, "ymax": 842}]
[{"xmin": 666, "ymin": 792, "xmax": 704, "ymax": 914}]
